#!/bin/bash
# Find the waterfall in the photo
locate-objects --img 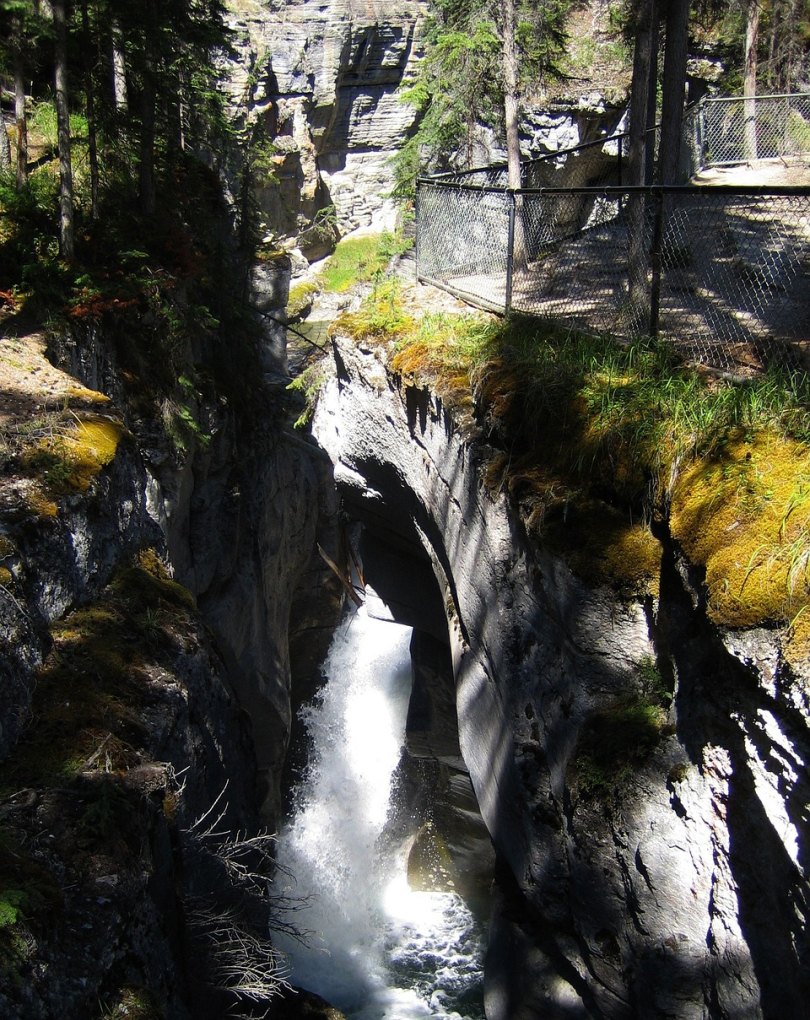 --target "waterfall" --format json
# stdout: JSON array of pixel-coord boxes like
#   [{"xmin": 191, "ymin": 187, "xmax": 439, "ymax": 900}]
[{"xmin": 274, "ymin": 604, "xmax": 485, "ymax": 1019}]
